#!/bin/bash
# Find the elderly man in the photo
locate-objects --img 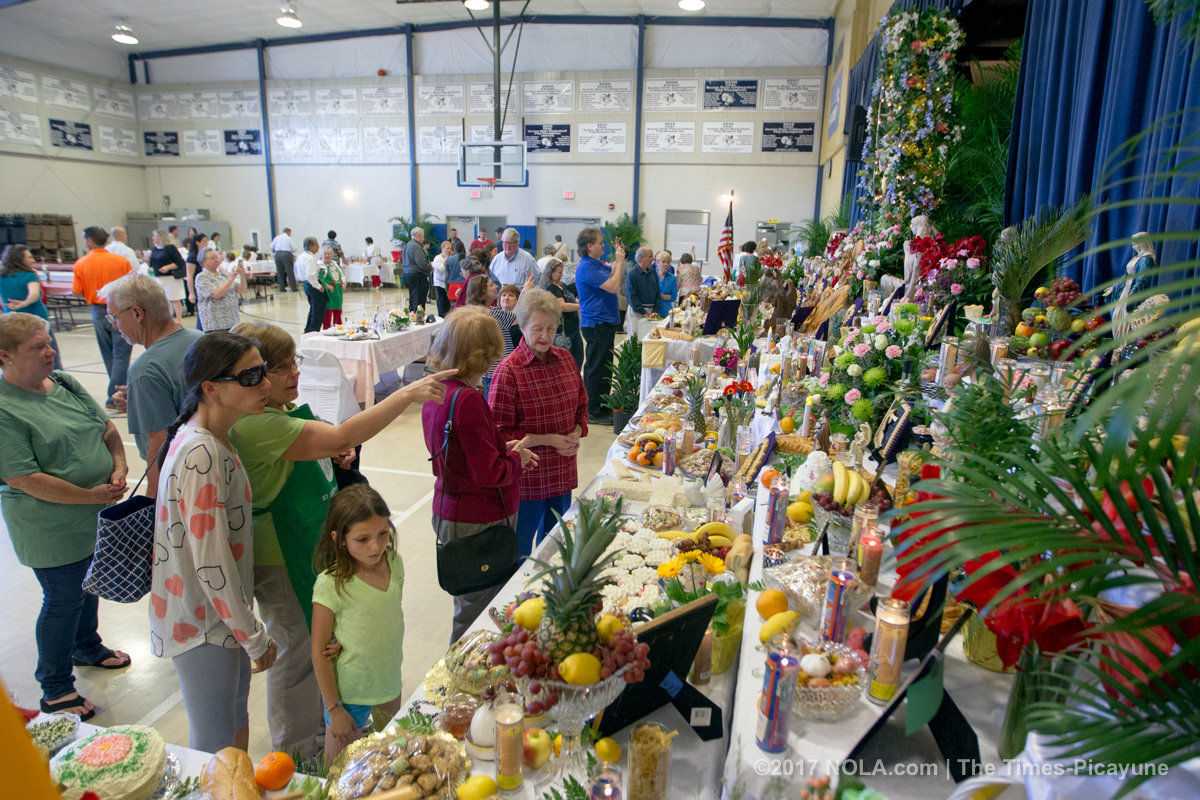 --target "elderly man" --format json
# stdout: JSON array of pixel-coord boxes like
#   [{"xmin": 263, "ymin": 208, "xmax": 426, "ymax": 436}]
[
  {"xmin": 271, "ymin": 226, "xmax": 297, "ymax": 292},
  {"xmin": 625, "ymin": 245, "xmax": 661, "ymax": 334},
  {"xmin": 105, "ymin": 226, "xmax": 140, "ymax": 274},
  {"xmin": 403, "ymin": 227, "xmax": 431, "ymax": 313},
  {"xmin": 490, "ymin": 227, "xmax": 538, "ymax": 288},
  {"xmin": 72, "ymin": 226, "xmax": 134, "ymax": 409},
  {"xmin": 100, "ymin": 274, "xmax": 201, "ymax": 495}
]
